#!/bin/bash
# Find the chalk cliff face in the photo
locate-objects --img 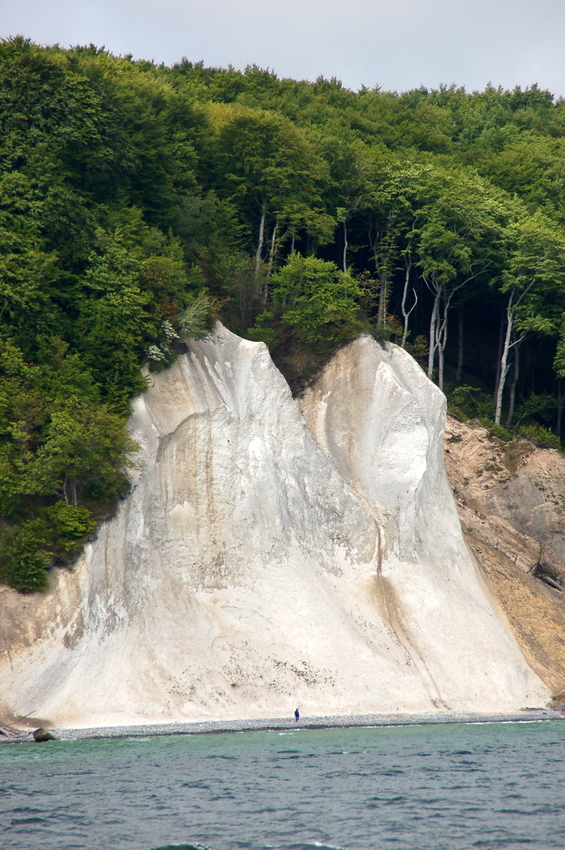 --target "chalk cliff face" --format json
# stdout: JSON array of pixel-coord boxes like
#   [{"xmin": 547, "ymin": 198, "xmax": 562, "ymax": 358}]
[{"xmin": 0, "ymin": 326, "xmax": 547, "ymax": 728}]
